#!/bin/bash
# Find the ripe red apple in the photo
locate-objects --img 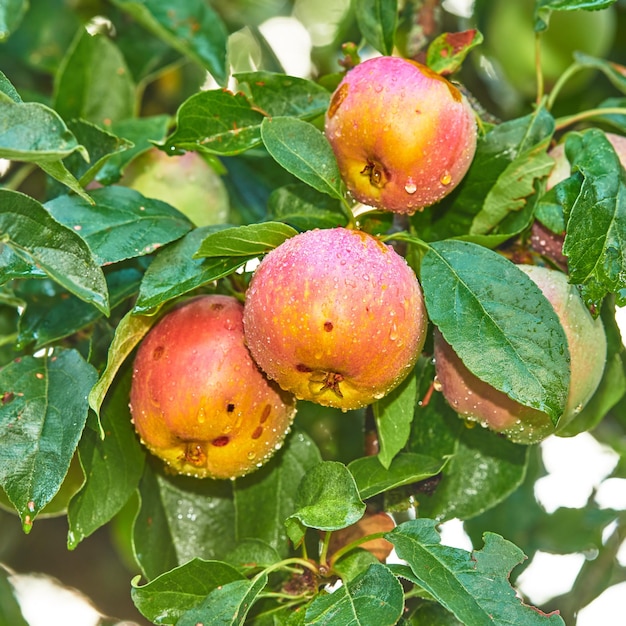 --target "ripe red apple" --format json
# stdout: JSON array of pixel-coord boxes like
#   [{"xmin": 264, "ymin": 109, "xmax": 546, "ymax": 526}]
[
  {"xmin": 324, "ymin": 56, "xmax": 477, "ymax": 214},
  {"xmin": 433, "ymin": 265, "xmax": 606, "ymax": 444},
  {"xmin": 119, "ymin": 148, "xmax": 230, "ymax": 227},
  {"xmin": 243, "ymin": 227, "xmax": 428, "ymax": 410},
  {"xmin": 129, "ymin": 295, "xmax": 296, "ymax": 479}
]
